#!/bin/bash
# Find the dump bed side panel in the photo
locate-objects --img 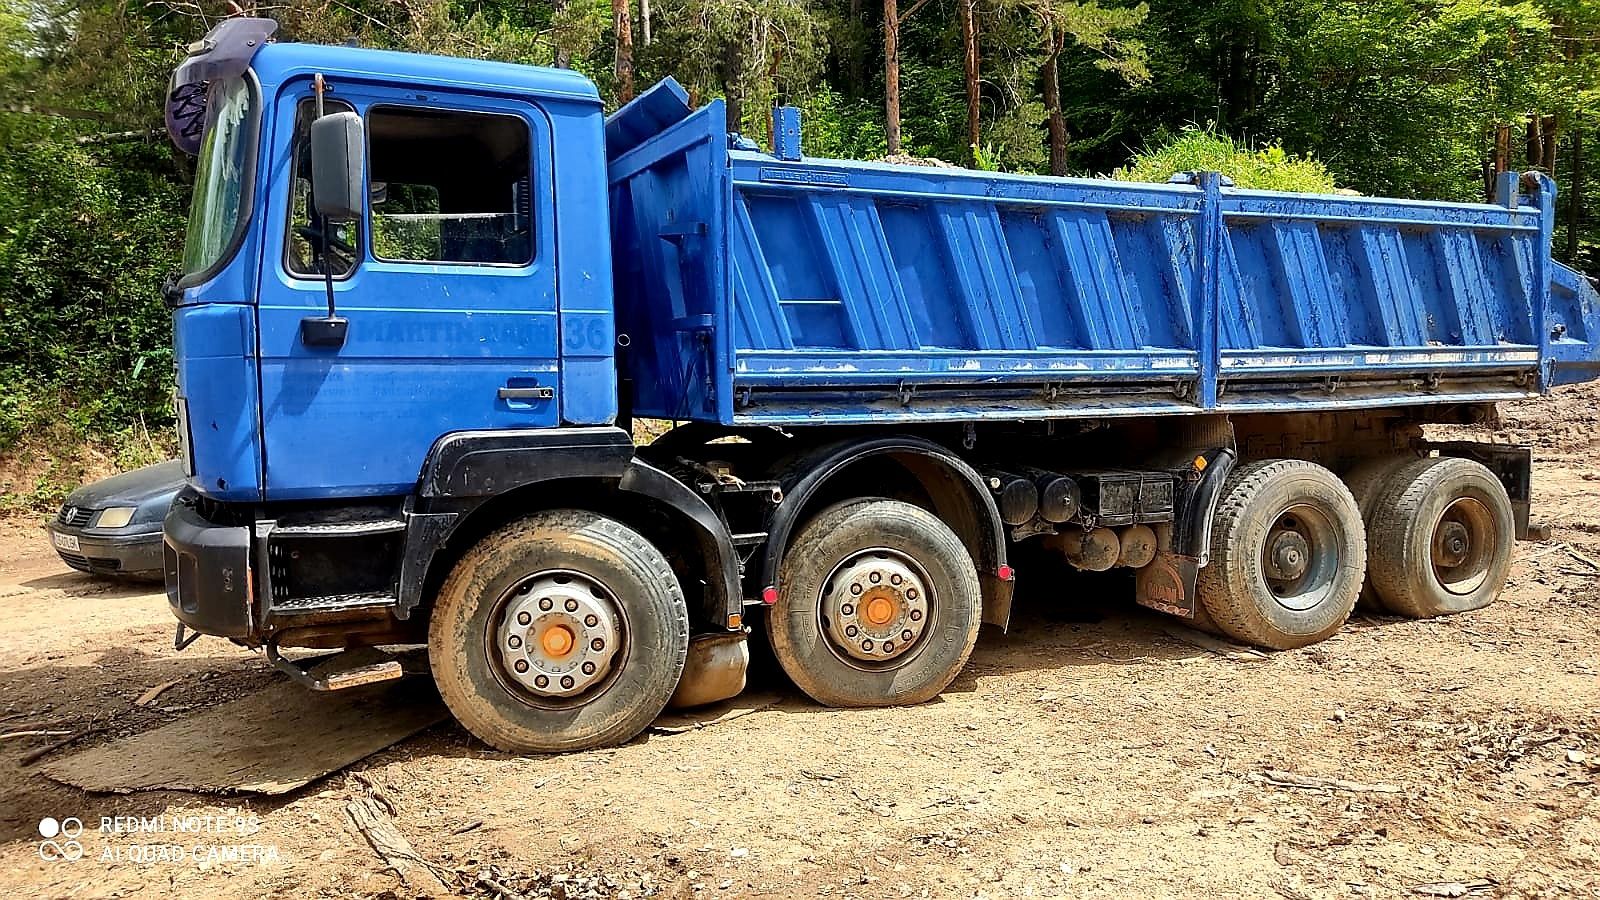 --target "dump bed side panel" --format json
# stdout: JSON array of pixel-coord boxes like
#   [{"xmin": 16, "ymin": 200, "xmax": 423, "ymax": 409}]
[
  {"xmin": 723, "ymin": 157, "xmax": 1587, "ymax": 425},
  {"xmin": 607, "ymin": 81, "xmax": 1600, "ymax": 427}
]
